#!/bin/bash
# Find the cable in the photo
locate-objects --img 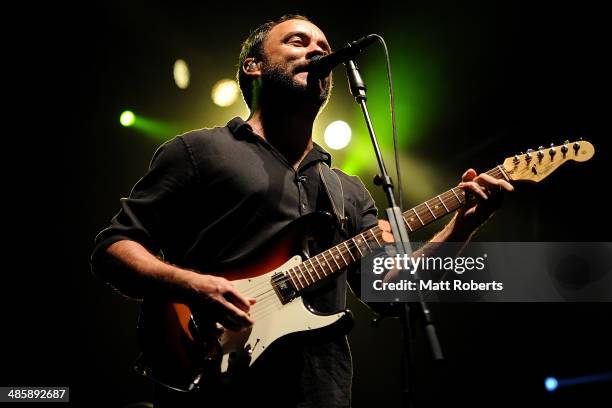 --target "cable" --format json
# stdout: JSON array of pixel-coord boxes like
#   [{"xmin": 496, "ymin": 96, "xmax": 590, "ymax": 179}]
[{"xmin": 373, "ymin": 35, "xmax": 404, "ymax": 210}]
